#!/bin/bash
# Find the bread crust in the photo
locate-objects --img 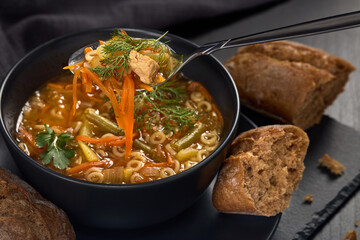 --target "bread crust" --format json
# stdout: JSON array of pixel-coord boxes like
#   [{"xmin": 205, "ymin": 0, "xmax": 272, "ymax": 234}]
[
  {"xmin": 0, "ymin": 168, "xmax": 75, "ymax": 240},
  {"xmin": 212, "ymin": 125, "xmax": 309, "ymax": 216},
  {"xmin": 225, "ymin": 41, "xmax": 355, "ymax": 129},
  {"xmin": 212, "ymin": 154, "xmax": 264, "ymax": 215}
]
